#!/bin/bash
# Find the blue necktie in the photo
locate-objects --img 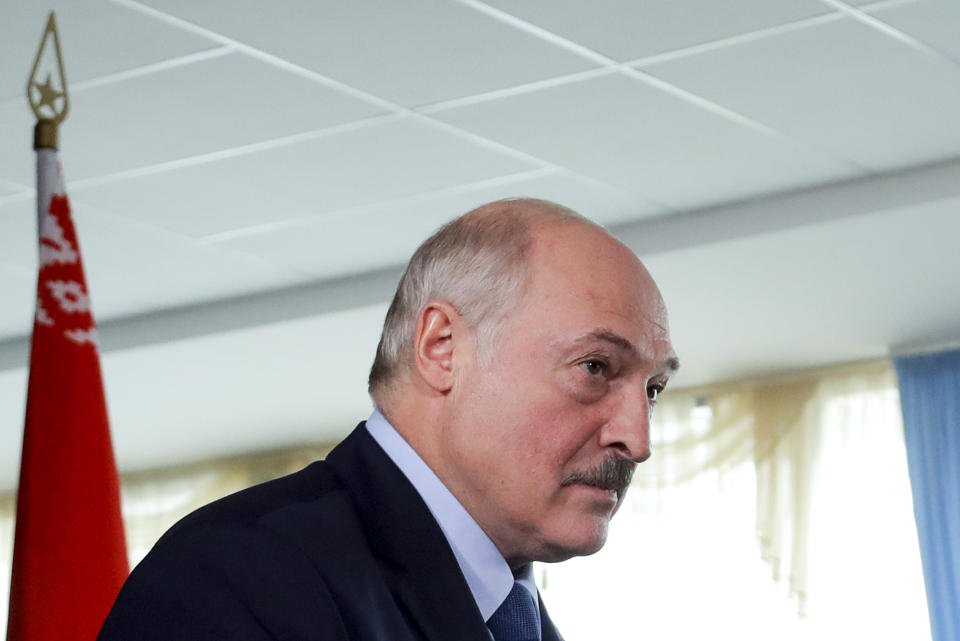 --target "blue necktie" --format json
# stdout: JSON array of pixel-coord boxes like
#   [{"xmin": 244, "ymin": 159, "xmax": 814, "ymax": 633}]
[{"xmin": 487, "ymin": 582, "xmax": 541, "ymax": 641}]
